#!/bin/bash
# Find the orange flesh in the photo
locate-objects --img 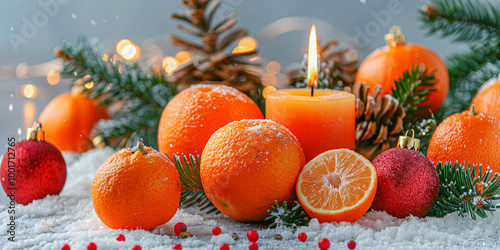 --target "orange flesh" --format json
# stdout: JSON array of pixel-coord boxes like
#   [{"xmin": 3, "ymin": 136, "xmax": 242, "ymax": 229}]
[{"xmin": 300, "ymin": 151, "xmax": 373, "ymax": 211}]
